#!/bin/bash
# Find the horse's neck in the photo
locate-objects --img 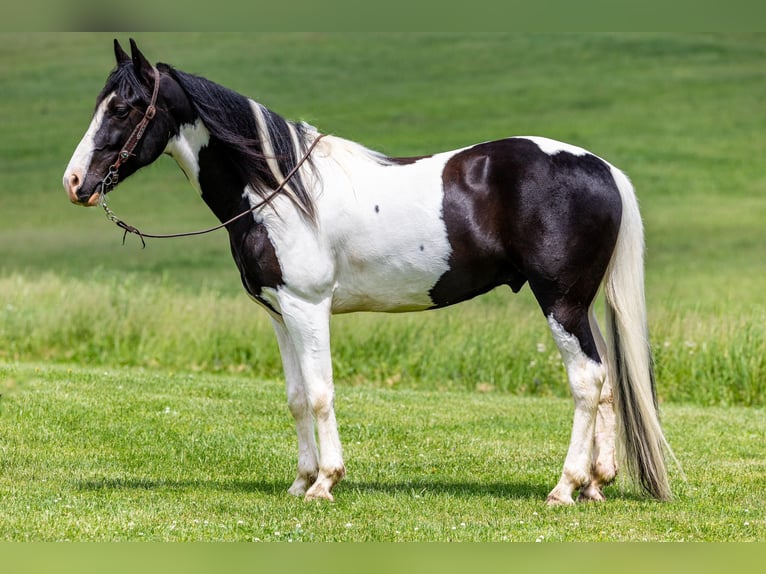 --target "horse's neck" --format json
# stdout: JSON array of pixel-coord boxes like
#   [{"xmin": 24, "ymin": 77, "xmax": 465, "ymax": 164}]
[
  {"xmin": 167, "ymin": 97, "xmax": 329, "ymax": 227},
  {"xmin": 165, "ymin": 121, "xmax": 254, "ymax": 225},
  {"xmin": 165, "ymin": 119, "xmax": 210, "ymax": 196}
]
